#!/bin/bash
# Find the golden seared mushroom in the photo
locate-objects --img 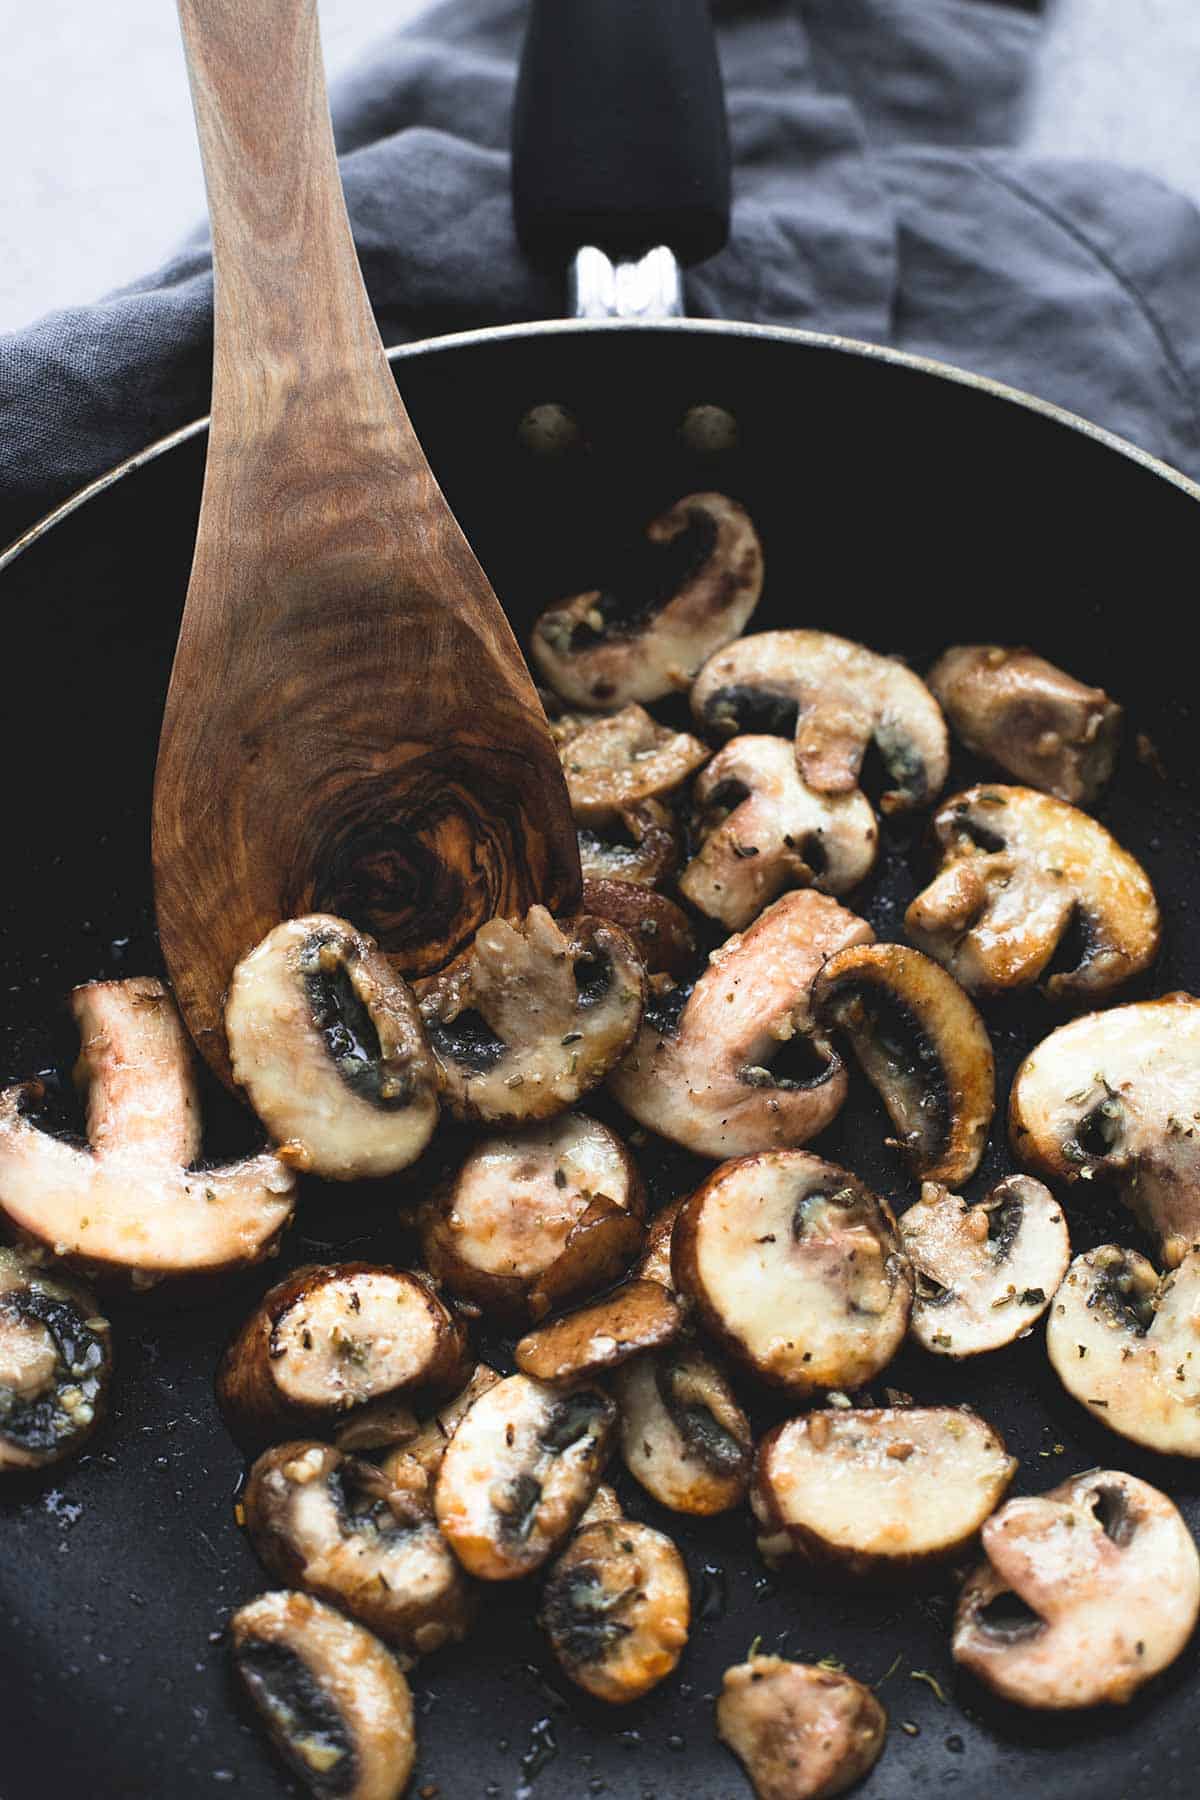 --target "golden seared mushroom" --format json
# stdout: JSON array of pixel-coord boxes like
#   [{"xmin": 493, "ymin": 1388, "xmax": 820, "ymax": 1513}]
[
  {"xmin": 515, "ymin": 1280, "xmax": 682, "ymax": 1384},
  {"xmin": 609, "ymin": 890, "xmax": 873, "ymax": 1159},
  {"xmin": 717, "ymin": 1656, "xmax": 886, "ymax": 1800},
  {"xmin": 906, "ymin": 786, "xmax": 1159, "ymax": 1001},
  {"xmin": 225, "ymin": 915, "xmax": 438, "ymax": 1181},
  {"xmin": 1046, "ymin": 1246, "xmax": 1200, "ymax": 1454},
  {"xmin": 580, "ymin": 879, "xmax": 695, "ymax": 980},
  {"xmin": 1010, "ymin": 996, "xmax": 1200, "ymax": 1268},
  {"xmin": 376, "ymin": 1363, "xmax": 502, "ymax": 1480},
  {"xmin": 416, "ymin": 906, "xmax": 645, "ymax": 1125},
  {"xmin": 0, "ymin": 978, "xmax": 294, "ymax": 1288},
  {"xmin": 230, "ymin": 1590, "xmax": 414, "ymax": 1800},
  {"xmin": 900, "ymin": 1175, "xmax": 1069, "ymax": 1358},
  {"xmin": 753, "ymin": 1406, "xmax": 1016, "ymax": 1577},
  {"xmin": 692, "ymin": 629, "xmax": 949, "ymax": 812},
  {"xmin": 420, "ymin": 1114, "xmax": 644, "ymax": 1322},
  {"xmin": 927, "ymin": 645, "xmax": 1122, "ymax": 807},
  {"xmin": 554, "ymin": 703, "xmax": 710, "ymax": 822},
  {"xmin": 0, "ymin": 1247, "xmax": 112, "ymax": 1473},
  {"xmin": 532, "ymin": 492, "xmax": 763, "ymax": 709},
  {"xmin": 614, "ymin": 1343, "xmax": 752, "ymax": 1515},
  {"xmin": 953, "ymin": 1469, "xmax": 1200, "ymax": 1708},
  {"xmin": 577, "ymin": 799, "xmax": 683, "ymax": 889},
  {"xmin": 672, "ymin": 1152, "xmax": 911, "ymax": 1396},
  {"xmin": 679, "ymin": 737, "xmax": 877, "ymax": 932},
  {"xmin": 434, "ymin": 1373, "xmax": 616, "ymax": 1580},
  {"xmin": 243, "ymin": 1441, "xmax": 474, "ymax": 1660},
  {"xmin": 217, "ymin": 1263, "xmax": 469, "ymax": 1450},
  {"xmin": 814, "ymin": 942, "xmax": 994, "ymax": 1185},
  {"xmin": 541, "ymin": 1518, "xmax": 690, "ymax": 1704}
]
